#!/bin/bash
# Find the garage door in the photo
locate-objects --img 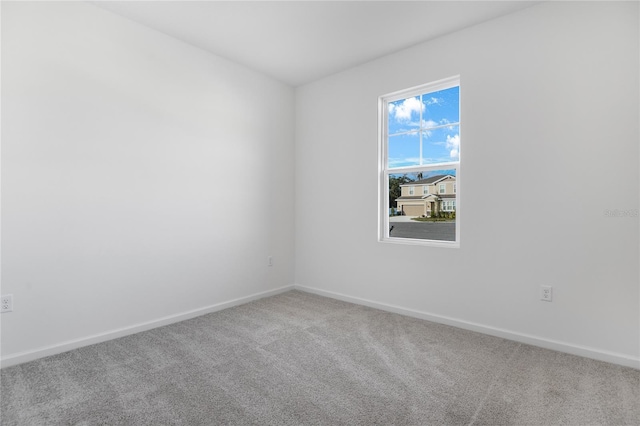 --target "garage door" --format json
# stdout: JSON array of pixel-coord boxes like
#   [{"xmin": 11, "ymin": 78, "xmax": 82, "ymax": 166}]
[{"xmin": 400, "ymin": 204, "xmax": 423, "ymax": 217}]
